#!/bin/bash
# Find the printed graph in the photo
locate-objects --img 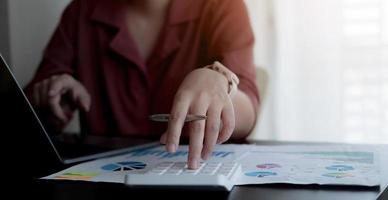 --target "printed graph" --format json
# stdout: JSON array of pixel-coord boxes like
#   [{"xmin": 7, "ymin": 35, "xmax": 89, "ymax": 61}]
[
  {"xmin": 54, "ymin": 172, "xmax": 99, "ymax": 181},
  {"xmin": 101, "ymin": 161, "xmax": 146, "ymax": 171},
  {"xmin": 322, "ymin": 172, "xmax": 354, "ymax": 178},
  {"xmin": 325, "ymin": 165, "xmax": 354, "ymax": 171},
  {"xmin": 256, "ymin": 163, "xmax": 281, "ymax": 169},
  {"xmin": 245, "ymin": 171, "xmax": 278, "ymax": 178}
]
